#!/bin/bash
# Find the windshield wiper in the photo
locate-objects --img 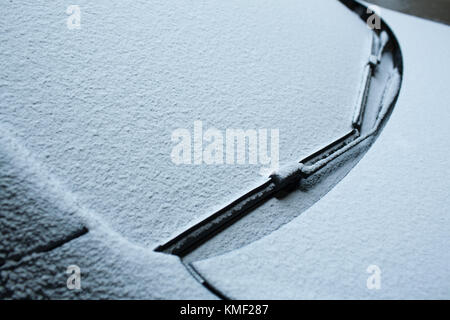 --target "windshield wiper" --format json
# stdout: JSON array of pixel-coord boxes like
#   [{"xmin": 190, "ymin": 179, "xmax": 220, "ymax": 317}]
[{"xmin": 155, "ymin": 0, "xmax": 403, "ymax": 260}]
